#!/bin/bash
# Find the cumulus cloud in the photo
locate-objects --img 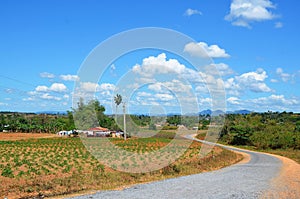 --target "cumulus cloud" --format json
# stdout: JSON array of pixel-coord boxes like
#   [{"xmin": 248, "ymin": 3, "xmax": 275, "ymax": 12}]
[
  {"xmin": 225, "ymin": 0, "xmax": 278, "ymax": 28},
  {"xmin": 35, "ymin": 85, "xmax": 48, "ymax": 92},
  {"xmin": 184, "ymin": 8, "xmax": 202, "ymax": 16},
  {"xmin": 184, "ymin": 42, "xmax": 230, "ymax": 58},
  {"xmin": 49, "ymin": 83, "xmax": 68, "ymax": 92},
  {"xmin": 60, "ymin": 74, "xmax": 79, "ymax": 81},
  {"xmin": 132, "ymin": 53, "xmax": 186, "ymax": 77},
  {"xmin": 225, "ymin": 69, "xmax": 272, "ymax": 95},
  {"xmin": 40, "ymin": 72, "xmax": 55, "ymax": 79},
  {"xmin": 35, "ymin": 83, "xmax": 67, "ymax": 93}
]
